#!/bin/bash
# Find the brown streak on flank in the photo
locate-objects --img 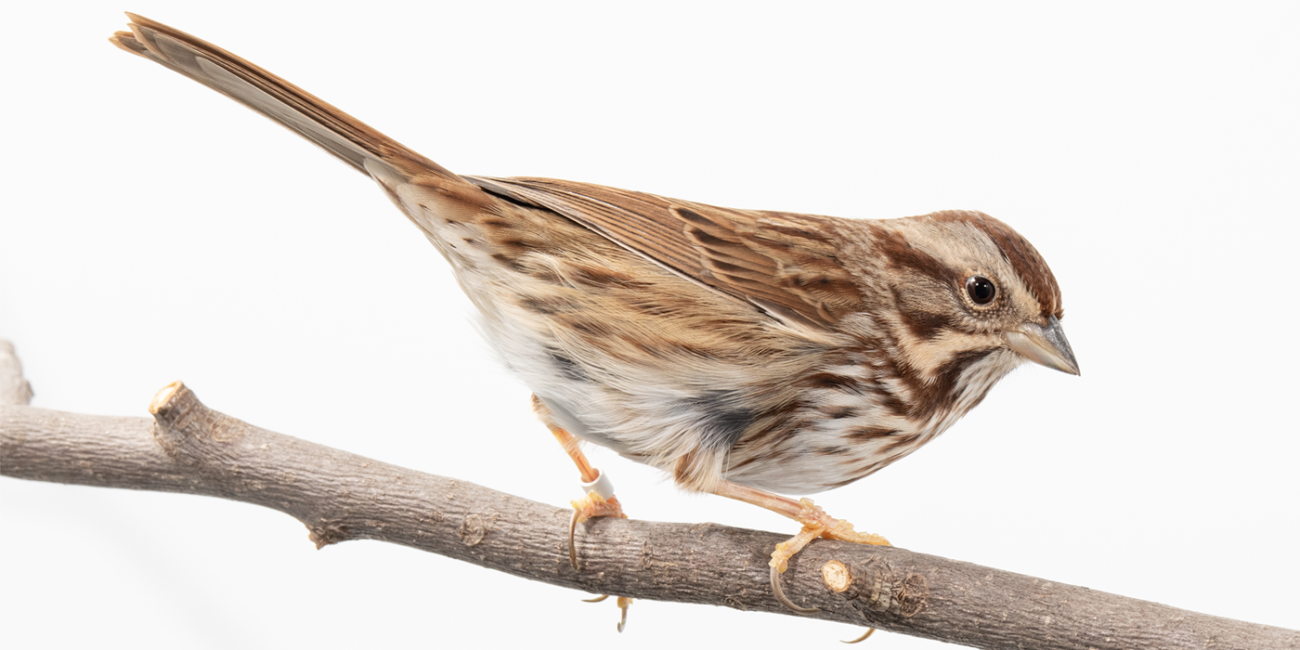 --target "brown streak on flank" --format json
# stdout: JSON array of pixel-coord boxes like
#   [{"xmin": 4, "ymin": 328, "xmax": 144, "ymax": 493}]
[
  {"xmin": 880, "ymin": 394, "xmax": 910, "ymax": 418},
  {"xmin": 822, "ymin": 405, "xmax": 858, "ymax": 419},
  {"xmin": 497, "ymin": 237, "xmax": 540, "ymax": 252},
  {"xmin": 566, "ymin": 262, "xmax": 646, "ymax": 289},
  {"xmin": 519, "ymin": 297, "xmax": 579, "ymax": 316},
  {"xmin": 879, "ymin": 432, "xmax": 922, "ymax": 455},
  {"xmin": 760, "ymin": 399, "xmax": 807, "ymax": 435},
  {"xmin": 930, "ymin": 210, "xmax": 1063, "ymax": 319},
  {"xmin": 729, "ymin": 401, "xmax": 807, "ymax": 458},
  {"xmin": 845, "ymin": 426, "xmax": 898, "ymax": 441},
  {"xmin": 490, "ymin": 252, "xmax": 524, "ymax": 271},
  {"xmin": 724, "ymin": 453, "xmax": 762, "ymax": 471},
  {"xmin": 568, "ymin": 320, "xmax": 614, "ymax": 337},
  {"xmin": 478, "ymin": 217, "xmax": 511, "ymax": 230},
  {"xmin": 803, "ymin": 372, "xmax": 864, "ymax": 394},
  {"xmin": 868, "ymin": 224, "xmax": 953, "ymax": 285}
]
